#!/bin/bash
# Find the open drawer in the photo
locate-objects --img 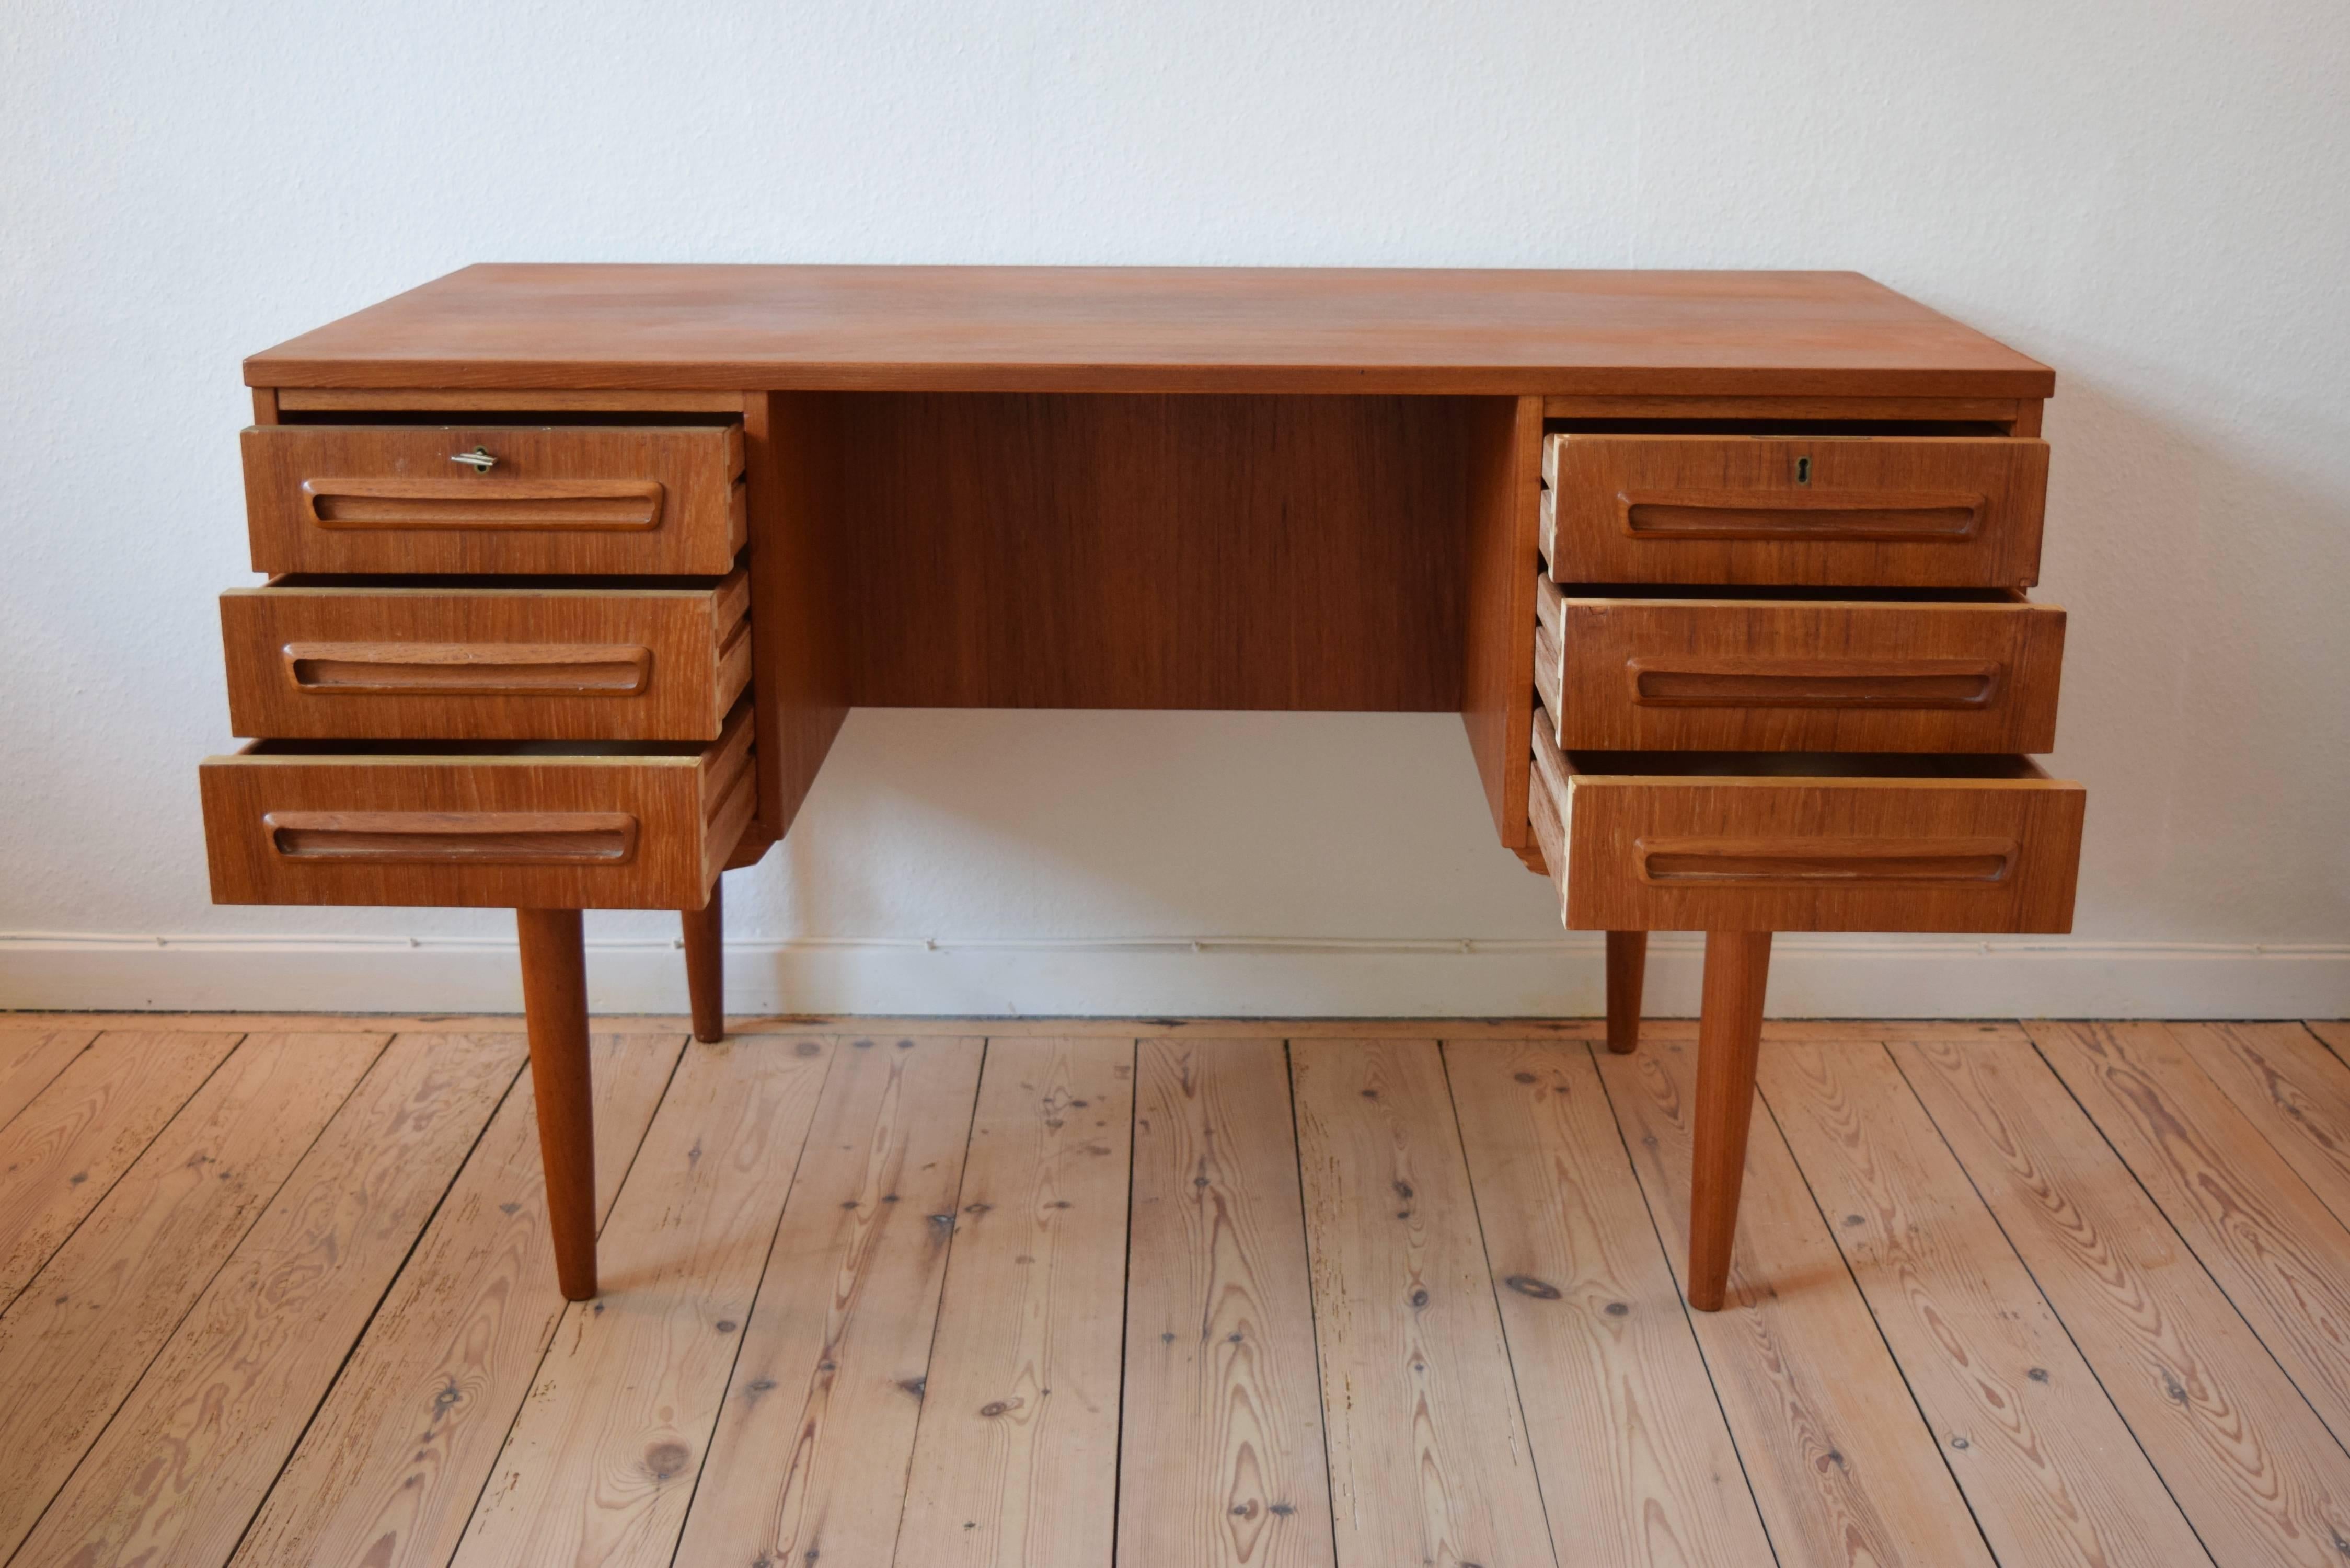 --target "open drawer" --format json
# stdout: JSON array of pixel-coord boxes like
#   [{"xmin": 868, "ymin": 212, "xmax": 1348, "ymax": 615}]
[
  {"xmin": 1541, "ymin": 433, "xmax": 2048, "ymax": 587},
  {"xmin": 221, "ymin": 569, "xmax": 751, "ymax": 741},
  {"xmin": 1534, "ymin": 579, "xmax": 2065, "ymax": 753},
  {"xmin": 200, "ymin": 700, "xmax": 755, "ymax": 909},
  {"xmin": 1528, "ymin": 708, "xmax": 2082, "ymax": 932}
]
